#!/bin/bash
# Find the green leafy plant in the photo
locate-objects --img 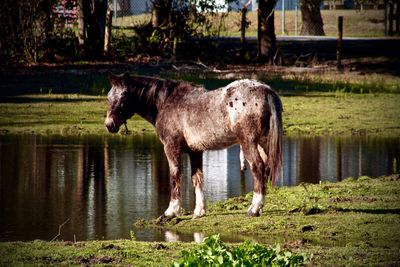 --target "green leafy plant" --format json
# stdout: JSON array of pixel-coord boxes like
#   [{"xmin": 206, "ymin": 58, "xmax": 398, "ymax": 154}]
[
  {"xmin": 174, "ymin": 234, "xmax": 307, "ymax": 266},
  {"xmin": 129, "ymin": 230, "xmax": 136, "ymax": 241}
]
